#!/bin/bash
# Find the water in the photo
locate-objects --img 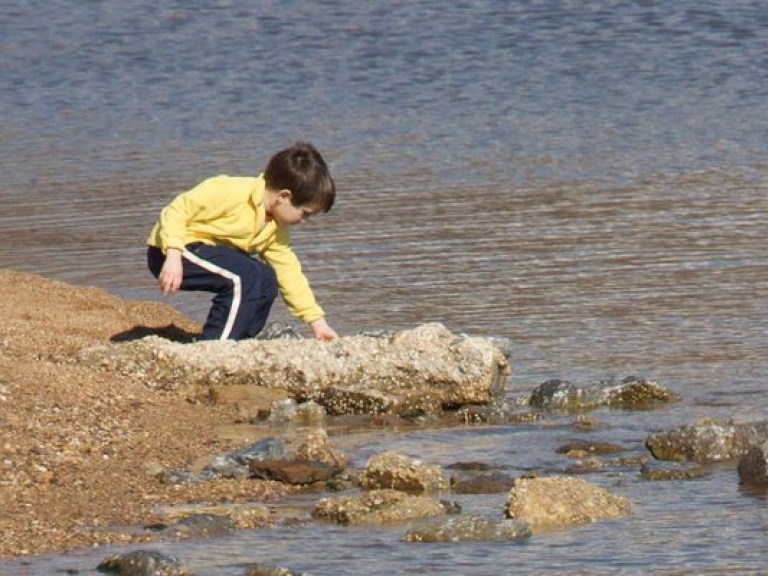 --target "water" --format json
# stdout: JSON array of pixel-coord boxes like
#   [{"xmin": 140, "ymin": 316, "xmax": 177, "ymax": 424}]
[{"xmin": 2, "ymin": 0, "xmax": 768, "ymax": 573}]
